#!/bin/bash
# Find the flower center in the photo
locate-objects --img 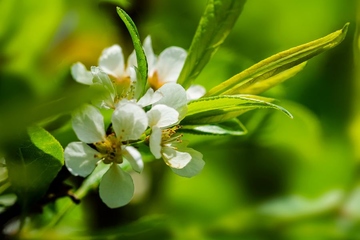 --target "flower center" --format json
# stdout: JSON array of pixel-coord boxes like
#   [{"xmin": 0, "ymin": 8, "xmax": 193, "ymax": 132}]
[
  {"xmin": 109, "ymin": 75, "xmax": 132, "ymax": 99},
  {"xmin": 94, "ymin": 133, "xmax": 123, "ymax": 164},
  {"xmin": 148, "ymin": 71, "xmax": 164, "ymax": 90},
  {"xmin": 161, "ymin": 126, "xmax": 182, "ymax": 143}
]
